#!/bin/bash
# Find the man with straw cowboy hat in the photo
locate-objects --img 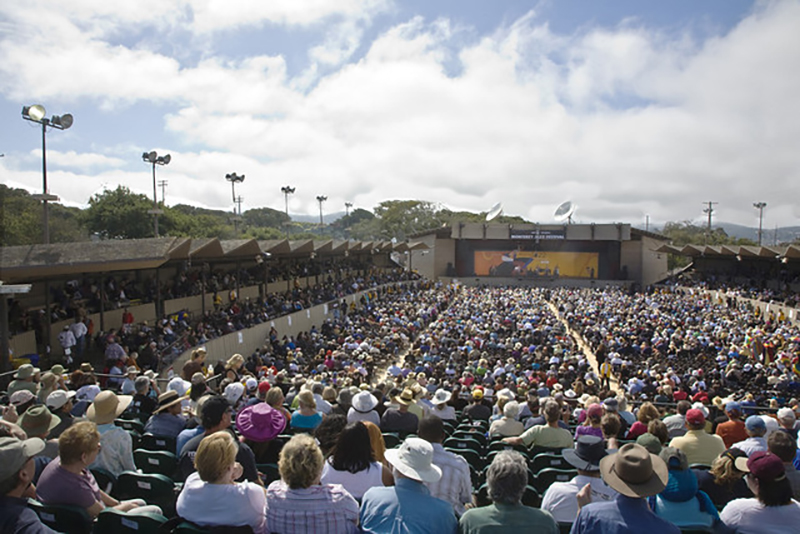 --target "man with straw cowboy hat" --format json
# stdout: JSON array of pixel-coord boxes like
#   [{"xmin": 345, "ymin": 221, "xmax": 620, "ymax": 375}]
[
  {"xmin": 86, "ymin": 391, "xmax": 136, "ymax": 477},
  {"xmin": 144, "ymin": 391, "xmax": 187, "ymax": 439},
  {"xmin": 572, "ymin": 443, "xmax": 679, "ymax": 533},
  {"xmin": 380, "ymin": 388, "xmax": 419, "ymax": 434}
]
